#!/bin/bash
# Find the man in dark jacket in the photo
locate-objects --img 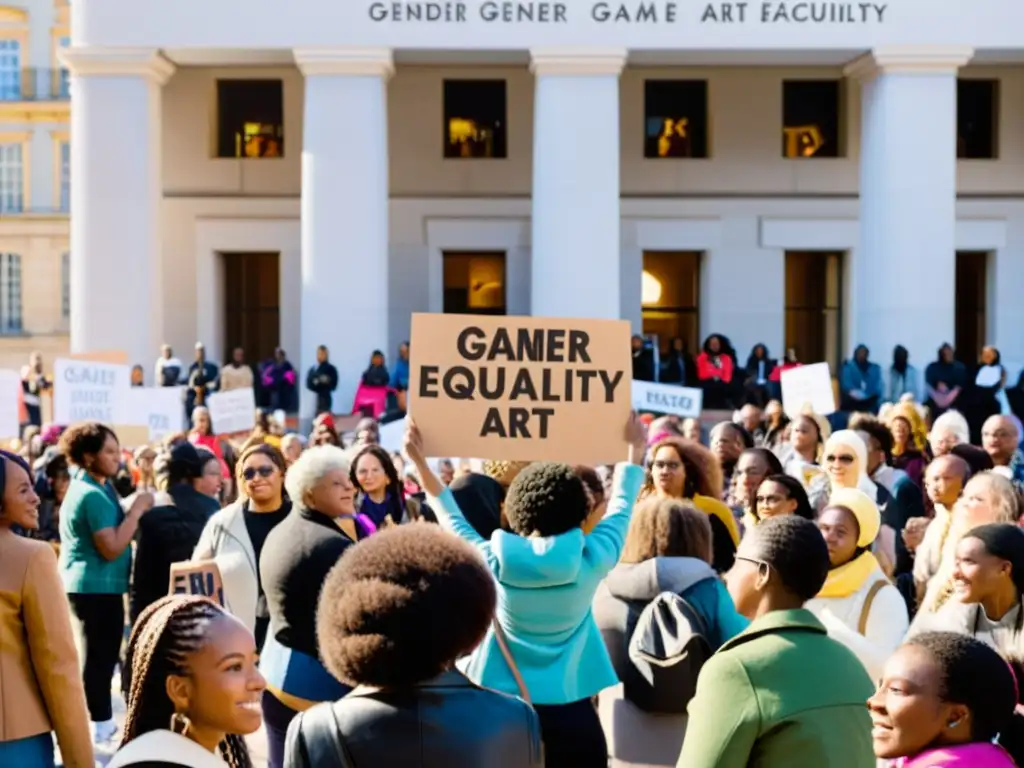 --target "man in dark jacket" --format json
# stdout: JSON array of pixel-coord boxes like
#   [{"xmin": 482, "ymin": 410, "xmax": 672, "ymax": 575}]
[
  {"xmin": 186, "ymin": 342, "xmax": 219, "ymax": 419},
  {"xmin": 306, "ymin": 345, "xmax": 339, "ymax": 416}
]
